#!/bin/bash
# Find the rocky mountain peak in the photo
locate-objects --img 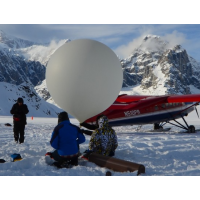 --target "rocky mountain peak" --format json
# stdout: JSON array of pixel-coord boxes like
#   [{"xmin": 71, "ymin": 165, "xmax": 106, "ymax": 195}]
[
  {"xmin": 135, "ymin": 34, "xmax": 168, "ymax": 54},
  {"xmin": 121, "ymin": 35, "xmax": 200, "ymax": 95},
  {"xmin": 143, "ymin": 34, "xmax": 160, "ymax": 41}
]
